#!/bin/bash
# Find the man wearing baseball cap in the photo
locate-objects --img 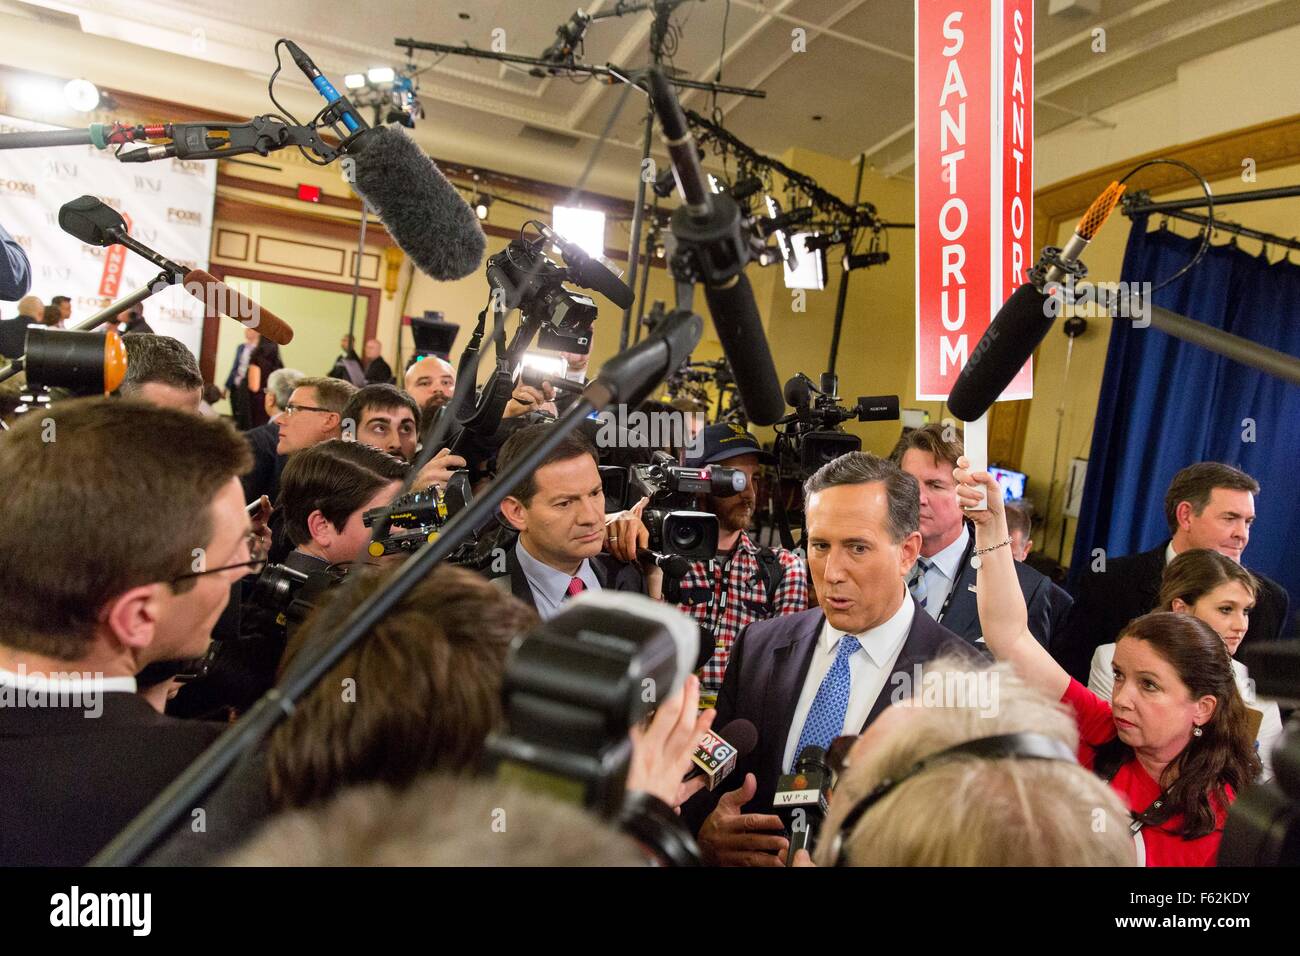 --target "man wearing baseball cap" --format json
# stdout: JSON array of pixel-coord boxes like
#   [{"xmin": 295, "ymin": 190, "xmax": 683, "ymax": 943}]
[{"xmin": 673, "ymin": 423, "xmax": 809, "ymax": 707}]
